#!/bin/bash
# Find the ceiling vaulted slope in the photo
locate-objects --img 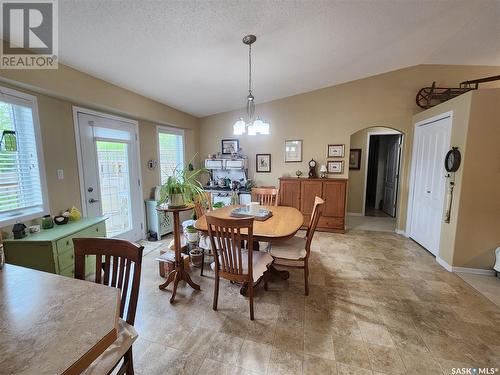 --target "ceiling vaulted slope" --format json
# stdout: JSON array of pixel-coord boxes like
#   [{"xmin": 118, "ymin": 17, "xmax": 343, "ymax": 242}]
[{"xmin": 59, "ymin": 0, "xmax": 500, "ymax": 117}]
